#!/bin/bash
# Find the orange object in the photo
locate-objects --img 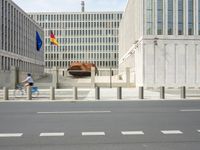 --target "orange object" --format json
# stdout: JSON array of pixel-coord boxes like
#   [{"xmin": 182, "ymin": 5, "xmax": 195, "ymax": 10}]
[{"xmin": 67, "ymin": 62, "xmax": 98, "ymax": 77}]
